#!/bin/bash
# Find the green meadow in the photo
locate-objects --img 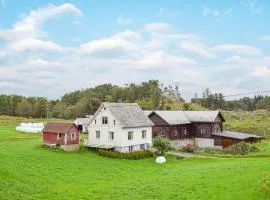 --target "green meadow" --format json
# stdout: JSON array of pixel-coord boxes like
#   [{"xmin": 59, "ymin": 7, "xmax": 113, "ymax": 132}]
[{"xmin": 0, "ymin": 116, "xmax": 270, "ymax": 200}]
